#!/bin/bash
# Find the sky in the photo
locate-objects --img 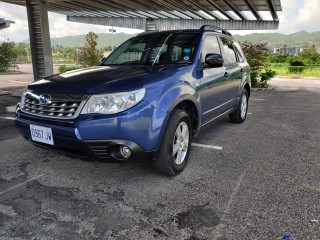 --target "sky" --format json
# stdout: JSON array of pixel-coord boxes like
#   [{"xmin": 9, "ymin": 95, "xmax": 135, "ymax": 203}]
[{"xmin": 0, "ymin": 0, "xmax": 319, "ymax": 42}]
